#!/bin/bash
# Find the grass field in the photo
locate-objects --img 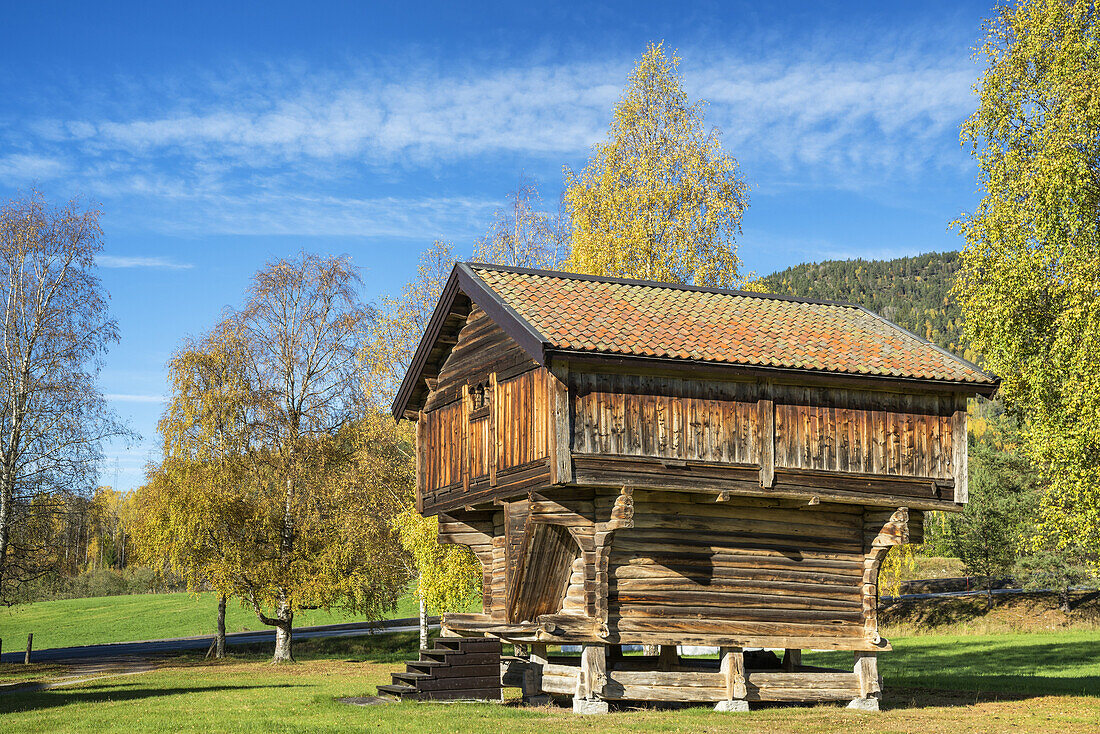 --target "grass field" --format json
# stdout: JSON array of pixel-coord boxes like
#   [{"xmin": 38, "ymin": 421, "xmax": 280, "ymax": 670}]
[
  {"xmin": 0, "ymin": 591, "xmax": 423, "ymax": 651},
  {"xmin": 1, "ymin": 631, "xmax": 1097, "ymax": 734}
]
